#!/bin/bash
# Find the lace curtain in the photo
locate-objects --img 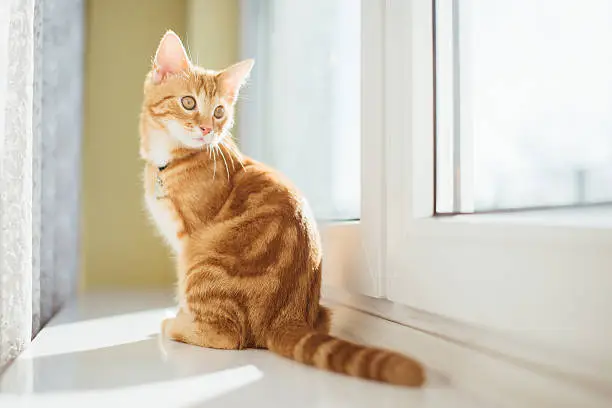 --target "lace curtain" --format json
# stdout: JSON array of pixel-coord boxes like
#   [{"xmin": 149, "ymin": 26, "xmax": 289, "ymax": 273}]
[{"xmin": 0, "ymin": 0, "xmax": 84, "ymax": 371}]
